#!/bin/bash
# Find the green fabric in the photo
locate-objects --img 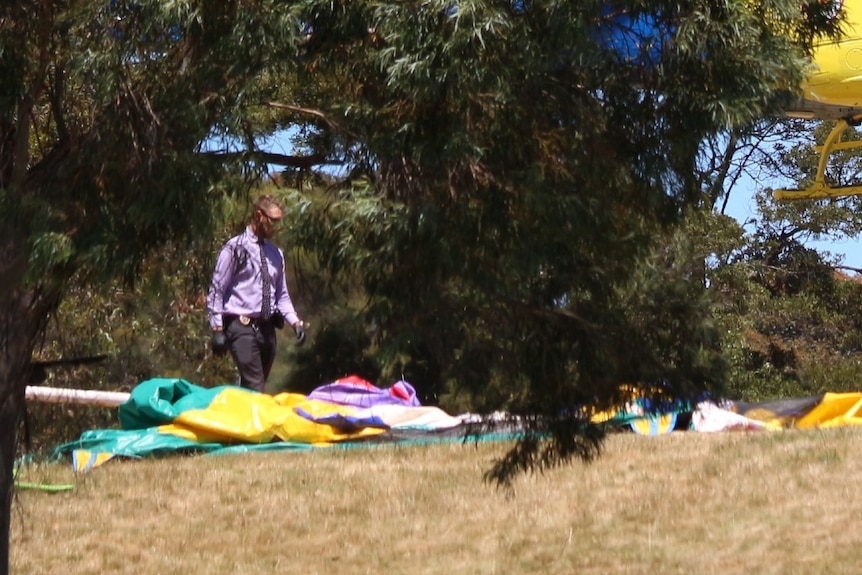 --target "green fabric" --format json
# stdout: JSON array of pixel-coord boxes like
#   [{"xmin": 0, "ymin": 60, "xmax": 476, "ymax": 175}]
[
  {"xmin": 54, "ymin": 427, "xmax": 216, "ymax": 459},
  {"xmin": 53, "ymin": 427, "xmax": 318, "ymax": 459},
  {"xmin": 118, "ymin": 377, "xmax": 223, "ymax": 430},
  {"xmin": 209, "ymin": 442, "xmax": 316, "ymax": 455}
]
